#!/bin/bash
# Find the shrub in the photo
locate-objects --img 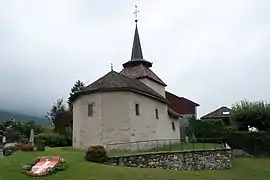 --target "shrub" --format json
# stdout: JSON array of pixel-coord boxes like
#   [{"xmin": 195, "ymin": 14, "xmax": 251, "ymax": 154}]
[
  {"xmin": 85, "ymin": 145, "xmax": 107, "ymax": 163},
  {"xmin": 230, "ymin": 100, "xmax": 270, "ymax": 131},
  {"xmin": 18, "ymin": 136, "xmax": 29, "ymax": 144},
  {"xmin": 21, "ymin": 143, "xmax": 34, "ymax": 151},
  {"xmin": 35, "ymin": 132, "xmax": 71, "ymax": 147},
  {"xmin": 186, "ymin": 119, "xmax": 228, "ymax": 142},
  {"xmin": 36, "ymin": 140, "xmax": 46, "ymax": 151},
  {"xmin": 225, "ymin": 131, "xmax": 270, "ymax": 155}
]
